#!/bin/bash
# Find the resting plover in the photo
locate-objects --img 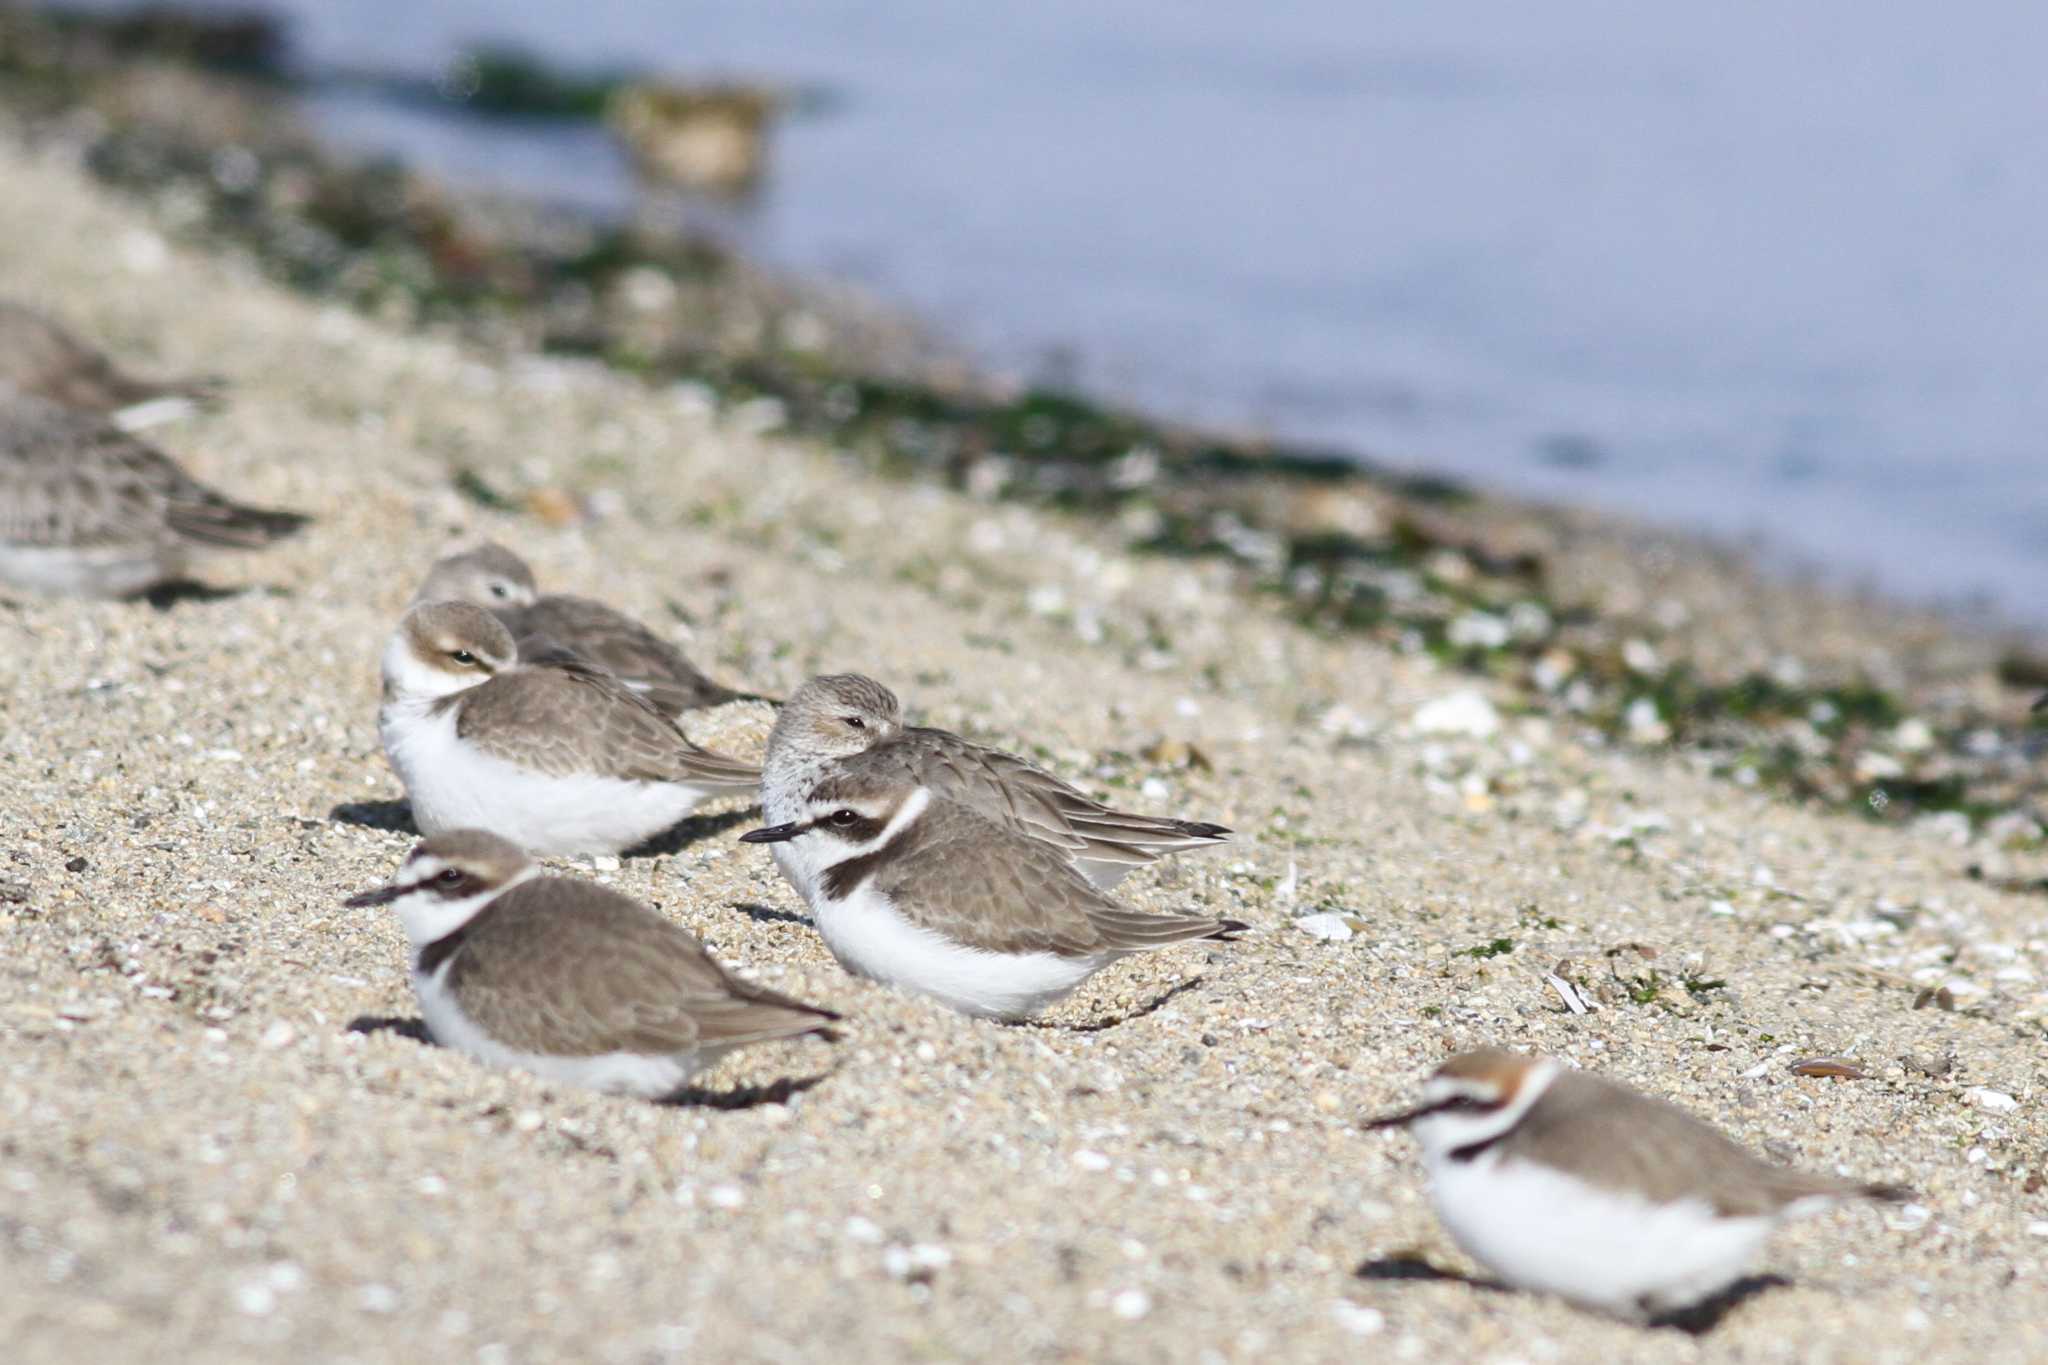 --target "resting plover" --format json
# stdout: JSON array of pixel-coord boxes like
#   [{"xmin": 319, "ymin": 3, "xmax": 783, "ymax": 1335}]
[
  {"xmin": 410, "ymin": 542, "xmax": 764, "ymax": 714},
  {"xmin": 741, "ymin": 771, "xmax": 1247, "ymax": 1019},
  {"xmin": 0, "ymin": 300, "xmax": 220, "ymax": 421},
  {"xmin": 762, "ymin": 674, "xmax": 1230, "ymax": 890},
  {"xmin": 379, "ymin": 601, "xmax": 761, "ymax": 855},
  {"xmin": 0, "ymin": 393, "xmax": 304, "ymax": 597},
  {"xmin": 346, "ymin": 829, "xmax": 839, "ymax": 1098},
  {"xmin": 1366, "ymin": 1049, "xmax": 1909, "ymax": 1319}
]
